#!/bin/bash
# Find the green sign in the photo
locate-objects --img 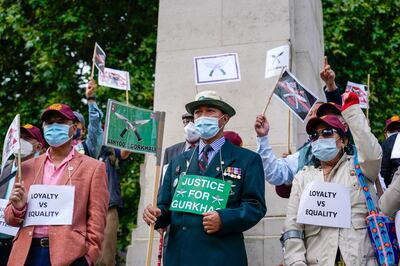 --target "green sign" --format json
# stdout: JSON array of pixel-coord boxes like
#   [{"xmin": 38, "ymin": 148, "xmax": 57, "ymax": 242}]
[
  {"xmin": 170, "ymin": 175, "xmax": 231, "ymax": 215},
  {"xmin": 104, "ymin": 99, "xmax": 160, "ymax": 155}
]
